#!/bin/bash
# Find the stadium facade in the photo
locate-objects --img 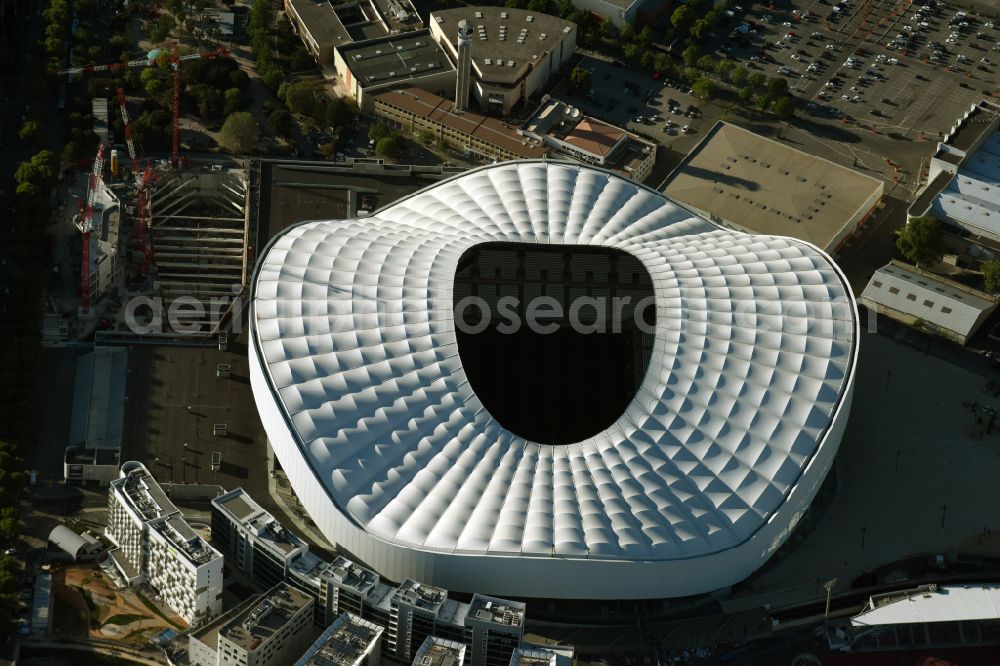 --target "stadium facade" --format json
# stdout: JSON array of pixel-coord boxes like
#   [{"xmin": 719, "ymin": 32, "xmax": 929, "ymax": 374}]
[{"xmin": 249, "ymin": 161, "xmax": 858, "ymax": 599}]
